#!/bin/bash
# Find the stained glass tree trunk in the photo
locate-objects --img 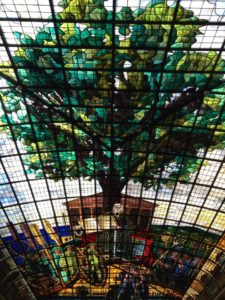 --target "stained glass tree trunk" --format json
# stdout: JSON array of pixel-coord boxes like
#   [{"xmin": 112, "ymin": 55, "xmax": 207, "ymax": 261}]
[{"xmin": 98, "ymin": 177, "xmax": 124, "ymax": 213}]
